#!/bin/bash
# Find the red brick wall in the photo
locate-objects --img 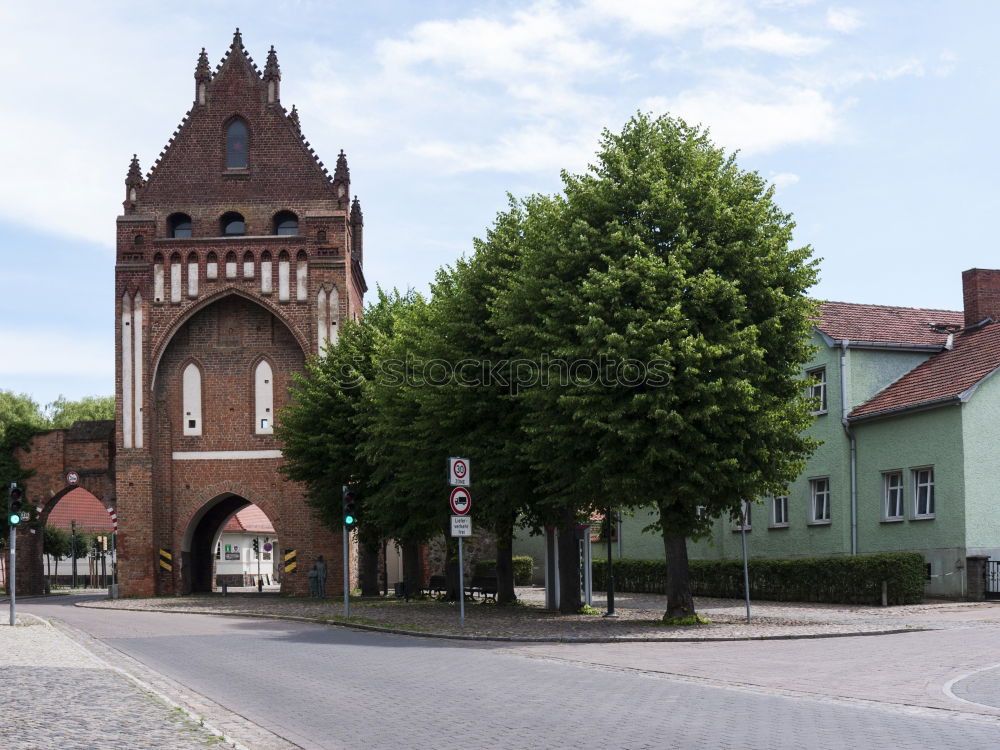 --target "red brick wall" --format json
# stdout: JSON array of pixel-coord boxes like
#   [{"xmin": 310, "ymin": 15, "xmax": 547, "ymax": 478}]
[
  {"xmin": 113, "ymin": 37, "xmax": 365, "ymax": 597},
  {"xmin": 962, "ymin": 268, "xmax": 1000, "ymax": 328}
]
